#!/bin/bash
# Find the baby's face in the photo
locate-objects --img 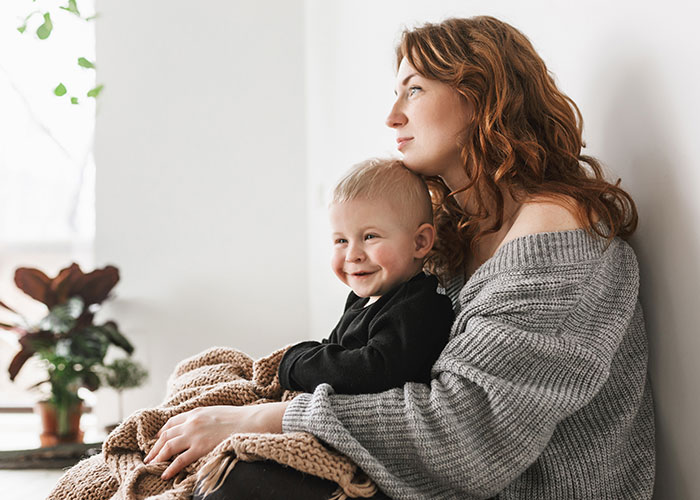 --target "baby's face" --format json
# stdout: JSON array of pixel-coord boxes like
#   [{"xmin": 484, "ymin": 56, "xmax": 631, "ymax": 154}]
[{"xmin": 329, "ymin": 198, "xmax": 423, "ymax": 302}]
